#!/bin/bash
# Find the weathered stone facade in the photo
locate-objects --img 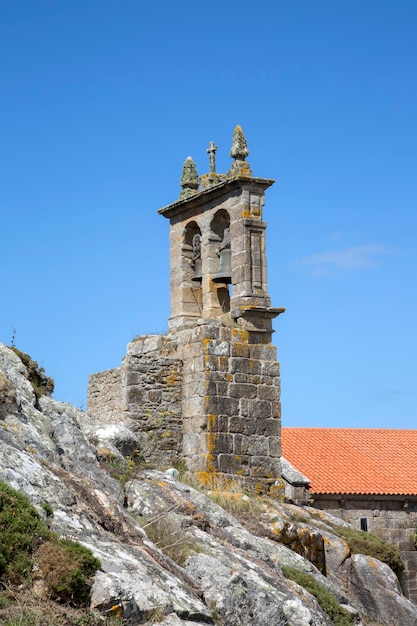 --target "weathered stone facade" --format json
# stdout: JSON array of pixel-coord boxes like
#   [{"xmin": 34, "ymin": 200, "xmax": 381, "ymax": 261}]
[
  {"xmin": 175, "ymin": 321, "xmax": 282, "ymax": 486},
  {"xmin": 87, "ymin": 367, "xmax": 124, "ymax": 423},
  {"xmin": 313, "ymin": 495, "xmax": 417, "ymax": 604},
  {"xmin": 88, "ymin": 334, "xmax": 183, "ymax": 468},
  {"xmin": 88, "ymin": 126, "xmax": 285, "ymax": 492},
  {"xmin": 88, "ymin": 320, "xmax": 282, "ymax": 489}
]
